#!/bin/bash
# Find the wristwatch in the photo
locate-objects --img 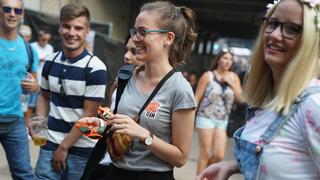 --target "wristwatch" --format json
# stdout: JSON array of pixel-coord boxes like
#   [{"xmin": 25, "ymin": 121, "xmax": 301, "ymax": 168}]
[{"xmin": 143, "ymin": 132, "xmax": 153, "ymax": 146}]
